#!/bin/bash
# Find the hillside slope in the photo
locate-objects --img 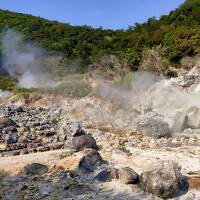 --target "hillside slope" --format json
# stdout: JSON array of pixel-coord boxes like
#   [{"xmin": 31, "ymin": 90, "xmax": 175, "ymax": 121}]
[{"xmin": 0, "ymin": 0, "xmax": 199, "ymax": 74}]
